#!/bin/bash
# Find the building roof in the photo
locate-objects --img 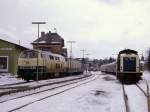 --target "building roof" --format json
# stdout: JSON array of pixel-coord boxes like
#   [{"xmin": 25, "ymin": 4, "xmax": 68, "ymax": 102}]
[
  {"xmin": 0, "ymin": 38, "xmax": 29, "ymax": 50},
  {"xmin": 31, "ymin": 31, "xmax": 64, "ymax": 46}
]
